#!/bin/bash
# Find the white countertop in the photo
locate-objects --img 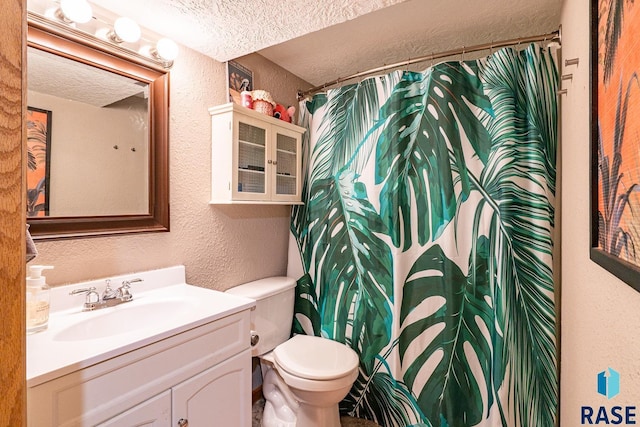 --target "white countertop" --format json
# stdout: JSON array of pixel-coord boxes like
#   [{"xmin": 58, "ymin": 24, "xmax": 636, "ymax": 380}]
[{"xmin": 27, "ymin": 266, "xmax": 255, "ymax": 387}]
